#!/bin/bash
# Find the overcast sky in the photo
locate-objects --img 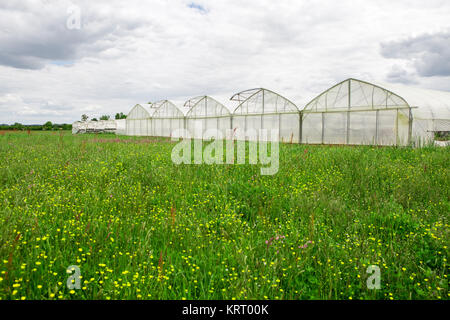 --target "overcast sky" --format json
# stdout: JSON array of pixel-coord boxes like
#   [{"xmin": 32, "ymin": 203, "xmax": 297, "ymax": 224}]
[{"xmin": 1, "ymin": 0, "xmax": 450, "ymax": 124}]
